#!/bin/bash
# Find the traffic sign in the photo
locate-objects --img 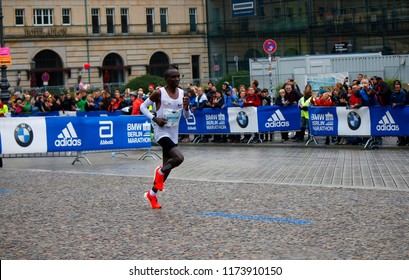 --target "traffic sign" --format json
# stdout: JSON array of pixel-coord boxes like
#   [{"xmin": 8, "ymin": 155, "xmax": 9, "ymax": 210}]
[
  {"xmin": 42, "ymin": 72, "xmax": 50, "ymax": 82},
  {"xmin": 213, "ymin": 64, "xmax": 220, "ymax": 71},
  {"xmin": 263, "ymin": 39, "xmax": 277, "ymax": 54}
]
